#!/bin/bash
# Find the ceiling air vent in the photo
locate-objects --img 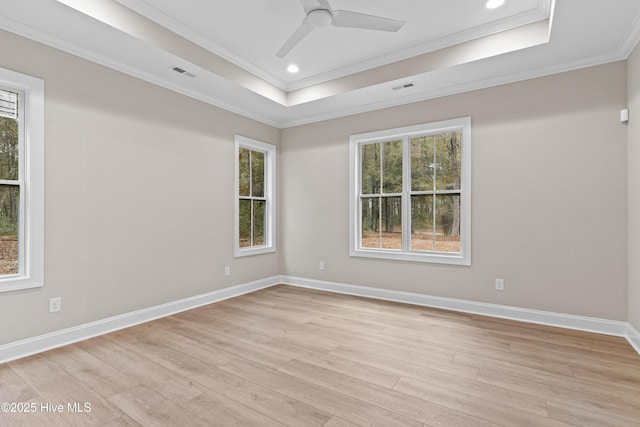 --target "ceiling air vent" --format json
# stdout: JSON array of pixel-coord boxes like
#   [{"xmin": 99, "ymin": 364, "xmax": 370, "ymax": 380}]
[
  {"xmin": 171, "ymin": 66, "xmax": 196, "ymax": 78},
  {"xmin": 392, "ymin": 82, "xmax": 415, "ymax": 91}
]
